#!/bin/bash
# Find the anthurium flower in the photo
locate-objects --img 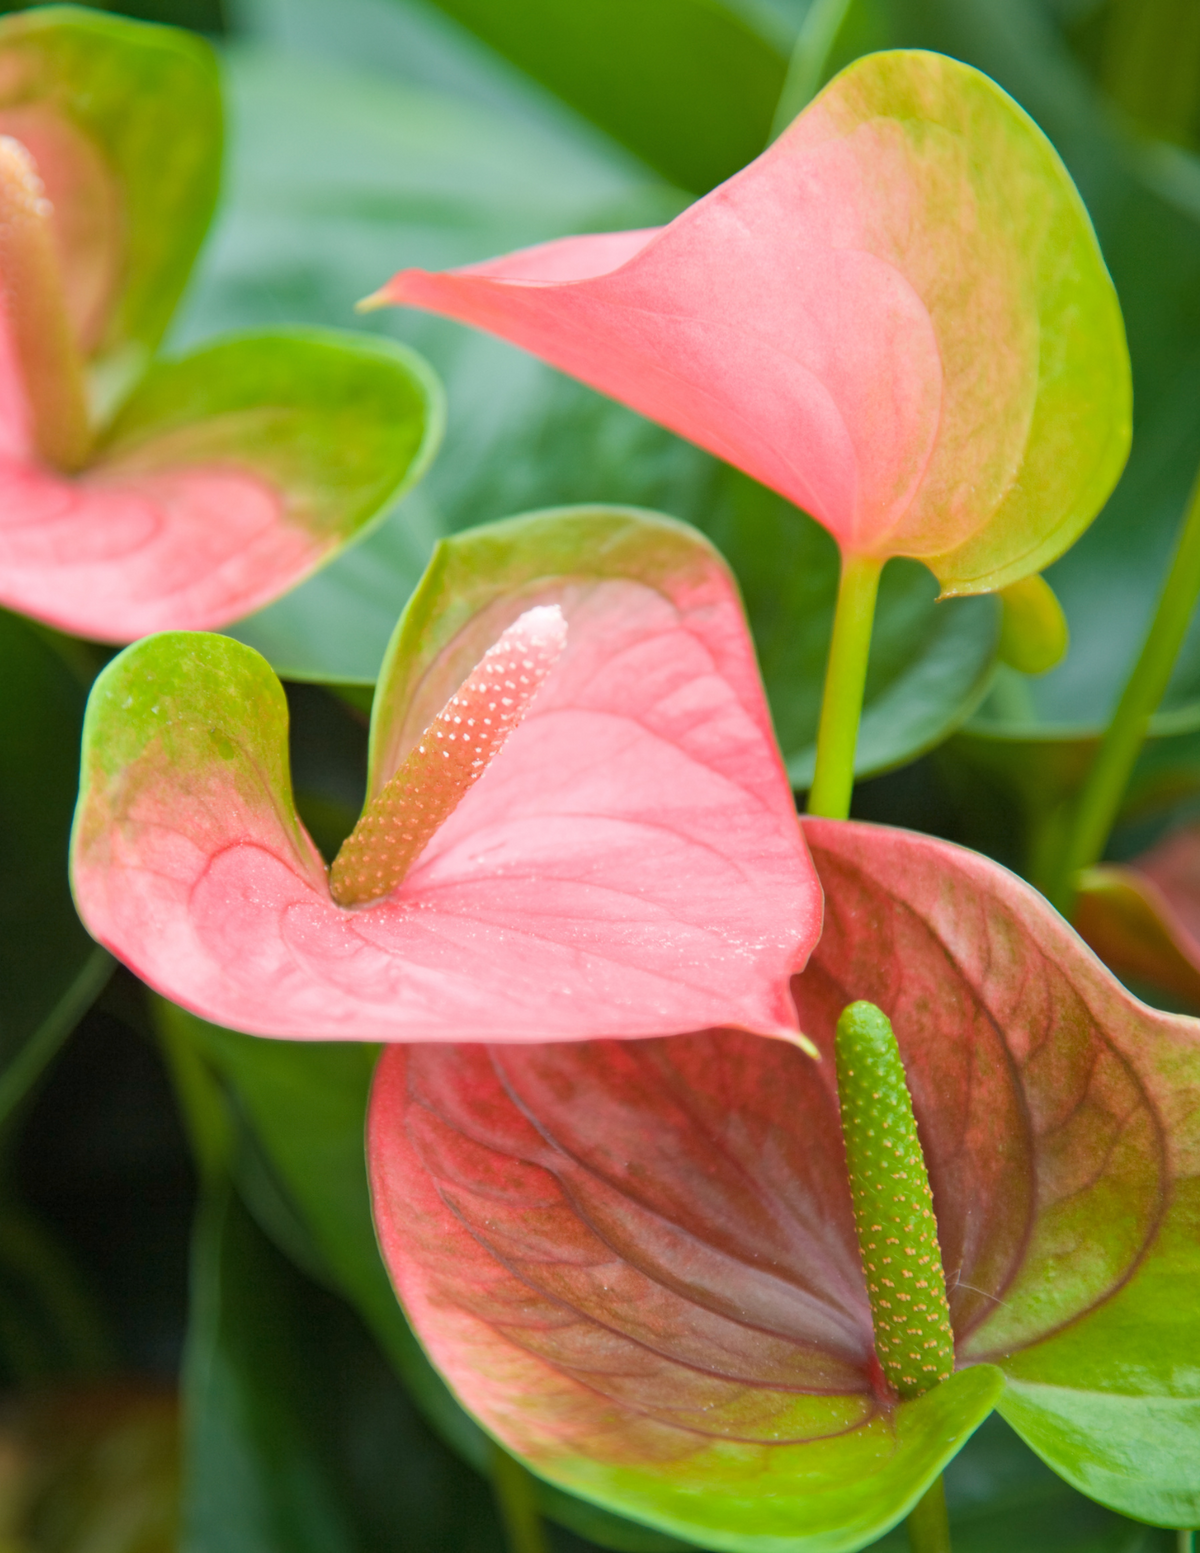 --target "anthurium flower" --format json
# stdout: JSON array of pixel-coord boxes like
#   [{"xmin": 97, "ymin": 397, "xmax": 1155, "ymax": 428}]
[
  {"xmin": 368, "ymin": 819, "xmax": 1200, "ymax": 1550},
  {"xmin": 1074, "ymin": 825, "xmax": 1200, "ymax": 1007},
  {"xmin": 370, "ymin": 49, "xmax": 1130, "ymax": 597},
  {"xmin": 71, "ymin": 505, "xmax": 820, "ymax": 1044},
  {"xmin": 0, "ymin": 9, "xmax": 440, "ymax": 642}
]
